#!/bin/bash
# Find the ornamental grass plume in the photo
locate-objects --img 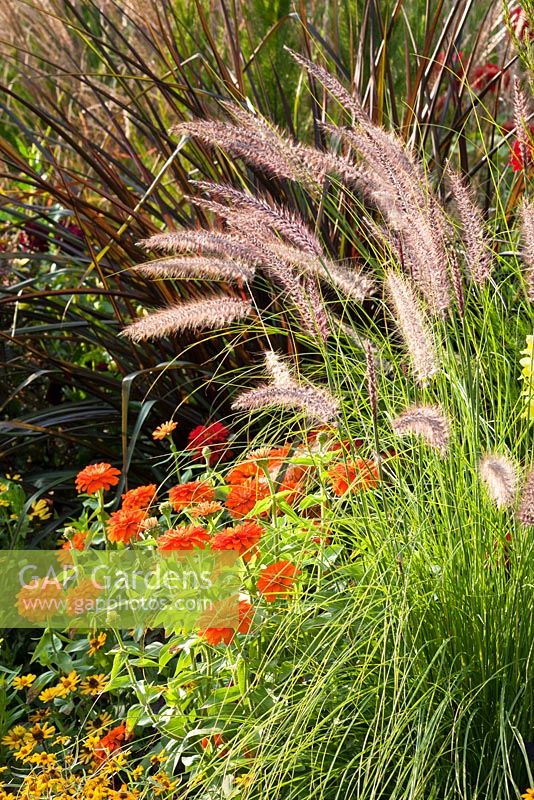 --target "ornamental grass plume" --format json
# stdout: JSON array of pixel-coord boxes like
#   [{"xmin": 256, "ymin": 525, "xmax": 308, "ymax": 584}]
[
  {"xmin": 173, "ymin": 115, "xmax": 327, "ymax": 190},
  {"xmin": 520, "ymin": 200, "xmax": 534, "ymax": 301},
  {"xmin": 513, "ymin": 77, "xmax": 531, "ymax": 174},
  {"xmin": 134, "ymin": 256, "xmax": 255, "ymax": 283},
  {"xmin": 479, "ymin": 454, "xmax": 517, "ymax": 509},
  {"xmin": 517, "ymin": 467, "xmax": 534, "ymax": 526},
  {"xmin": 264, "ymin": 350, "xmax": 293, "ymax": 386},
  {"xmin": 385, "ymin": 272, "xmax": 439, "ymax": 385},
  {"xmin": 233, "ymin": 383, "xmax": 339, "ymax": 426},
  {"xmin": 192, "ymin": 181, "xmax": 324, "ymax": 256},
  {"xmin": 285, "ymin": 51, "xmax": 452, "ymax": 315},
  {"xmin": 447, "ymin": 168, "xmax": 491, "ymax": 286},
  {"xmin": 139, "ymin": 230, "xmax": 266, "ymax": 263},
  {"xmin": 232, "ymin": 351, "xmax": 339, "ymax": 425},
  {"xmin": 122, "ymin": 297, "xmax": 252, "ymax": 342},
  {"xmin": 391, "ymin": 404, "xmax": 450, "ymax": 455}
]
